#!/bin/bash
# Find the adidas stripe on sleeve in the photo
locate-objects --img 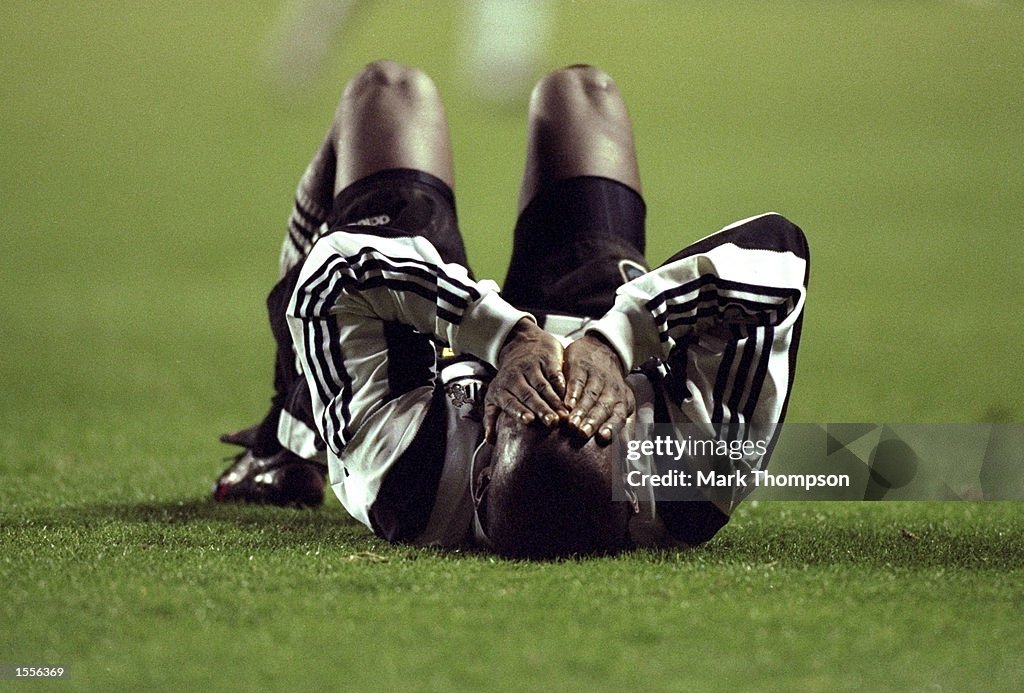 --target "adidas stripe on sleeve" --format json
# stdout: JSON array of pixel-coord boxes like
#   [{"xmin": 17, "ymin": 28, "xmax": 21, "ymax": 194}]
[
  {"xmin": 589, "ymin": 212, "xmax": 809, "ymax": 458},
  {"xmin": 285, "ymin": 230, "xmax": 530, "ymax": 457}
]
